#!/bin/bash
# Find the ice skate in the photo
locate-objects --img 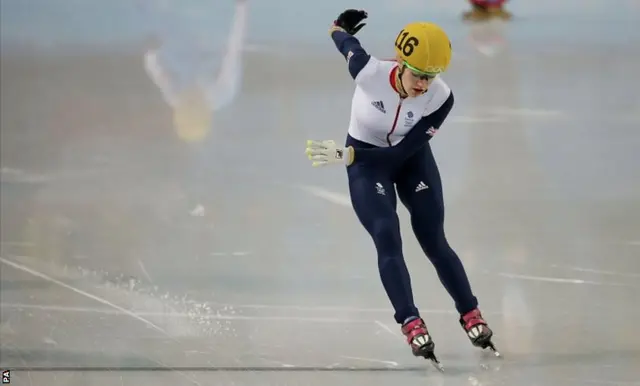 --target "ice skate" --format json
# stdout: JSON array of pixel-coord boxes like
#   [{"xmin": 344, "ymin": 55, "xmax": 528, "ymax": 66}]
[
  {"xmin": 401, "ymin": 317, "xmax": 444, "ymax": 371},
  {"xmin": 460, "ymin": 309, "xmax": 501, "ymax": 357}
]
